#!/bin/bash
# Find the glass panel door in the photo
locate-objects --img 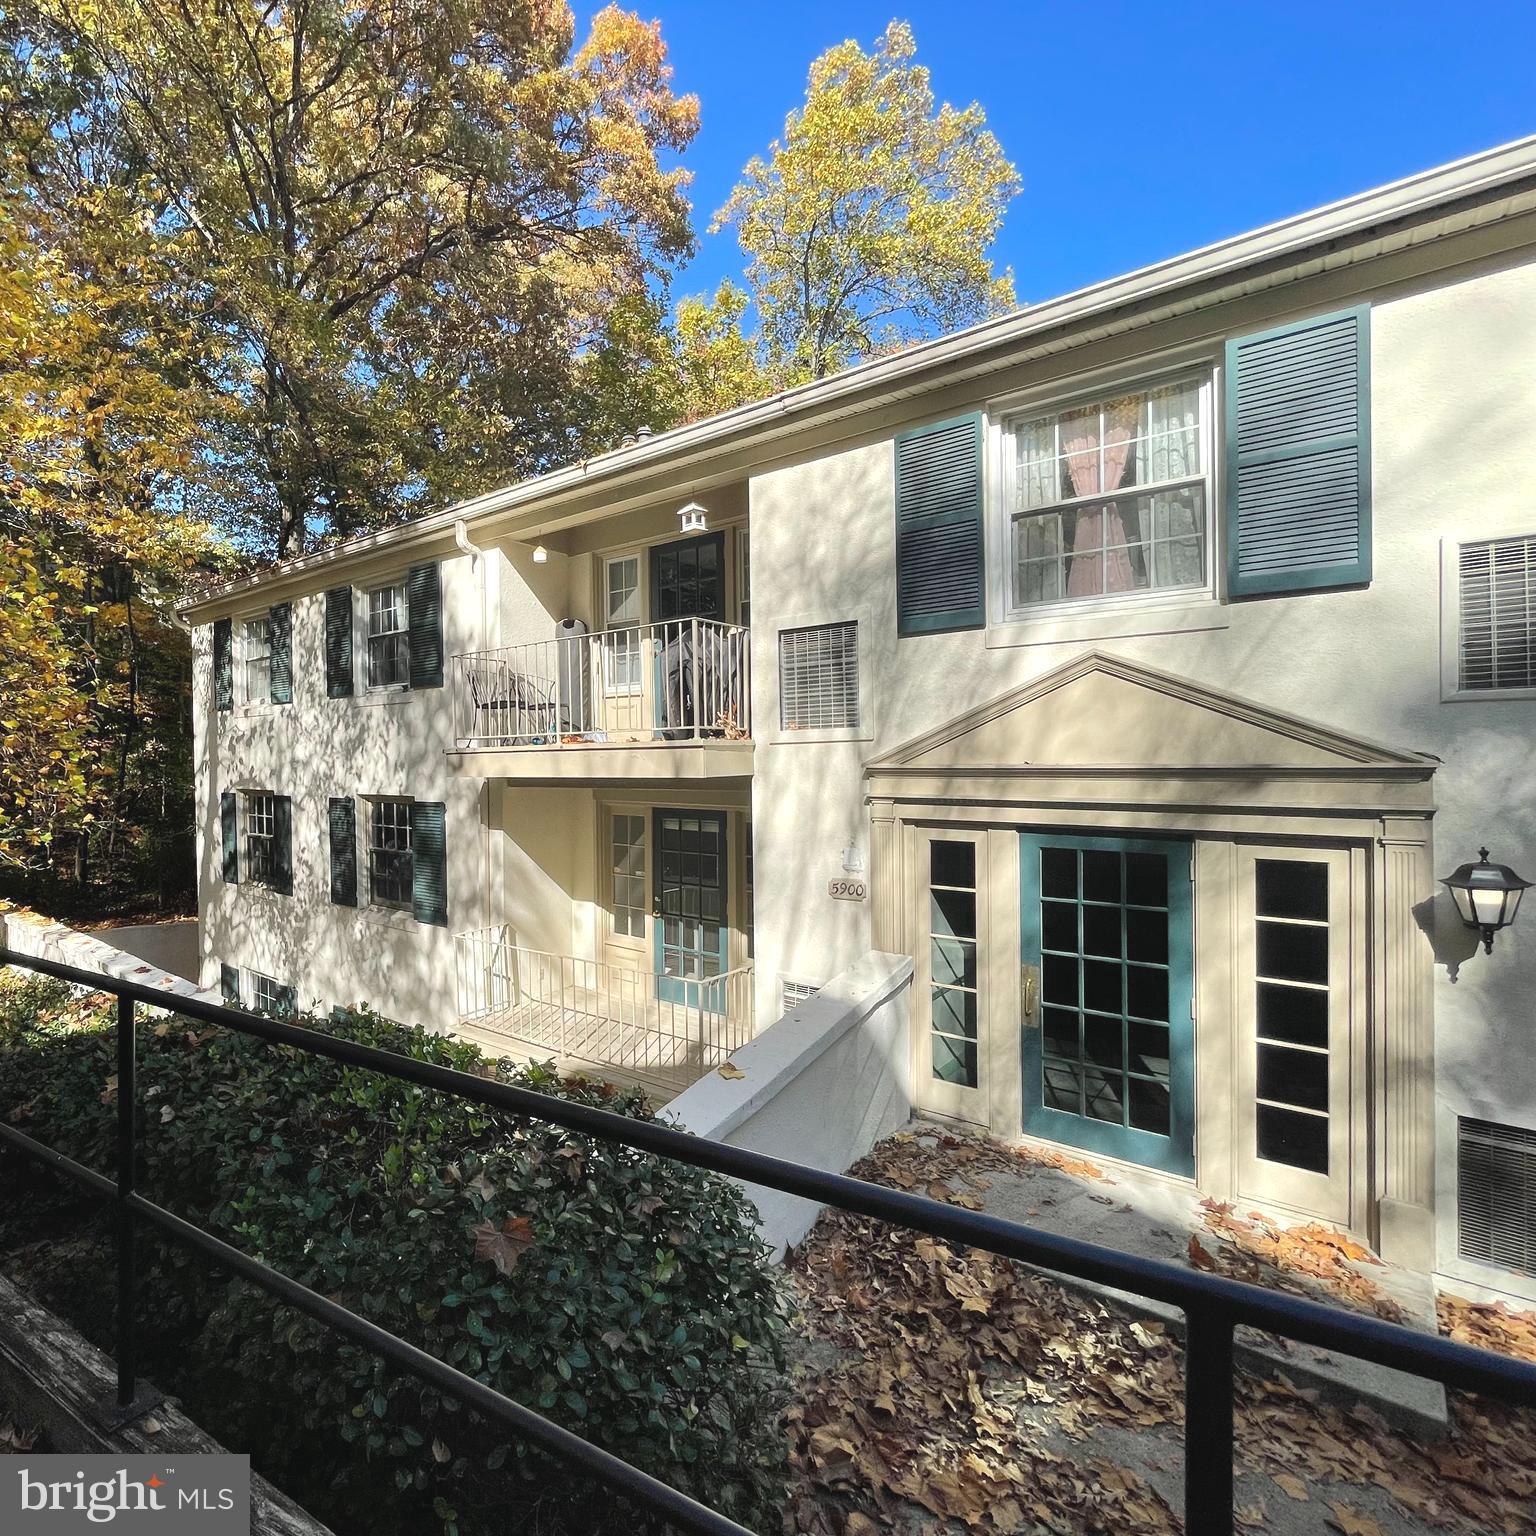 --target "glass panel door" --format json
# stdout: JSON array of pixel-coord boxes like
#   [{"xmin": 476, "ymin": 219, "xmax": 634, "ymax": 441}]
[
  {"xmin": 1020, "ymin": 833, "xmax": 1195, "ymax": 1175},
  {"xmin": 652, "ymin": 809, "xmax": 728, "ymax": 1011},
  {"xmin": 914, "ymin": 831, "xmax": 988, "ymax": 1122}
]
